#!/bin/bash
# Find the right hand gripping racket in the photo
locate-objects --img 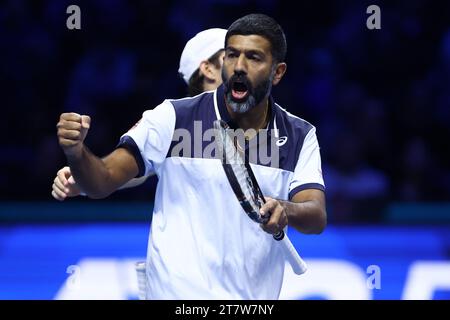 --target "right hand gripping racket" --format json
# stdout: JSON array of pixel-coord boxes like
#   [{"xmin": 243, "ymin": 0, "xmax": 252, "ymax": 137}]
[{"xmin": 214, "ymin": 119, "xmax": 307, "ymax": 275}]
